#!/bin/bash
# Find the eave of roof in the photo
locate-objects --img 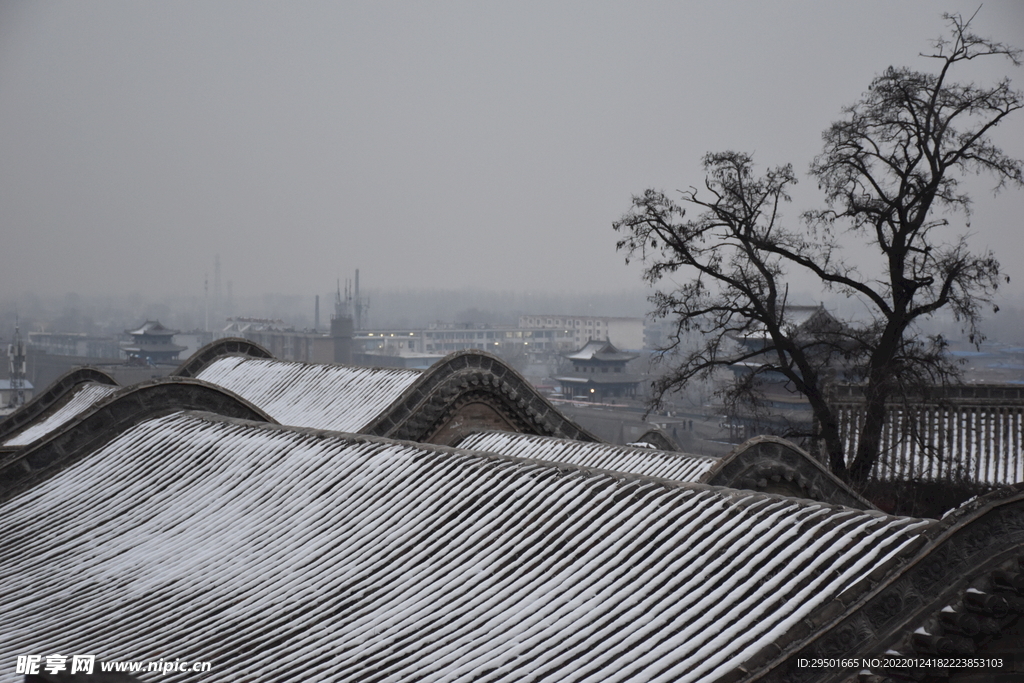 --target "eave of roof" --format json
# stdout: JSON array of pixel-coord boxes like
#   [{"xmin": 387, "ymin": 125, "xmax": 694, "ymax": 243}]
[{"xmin": 553, "ymin": 375, "xmax": 643, "ymax": 385}]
